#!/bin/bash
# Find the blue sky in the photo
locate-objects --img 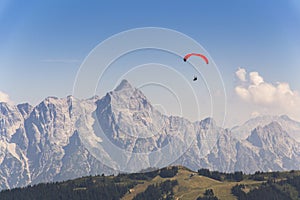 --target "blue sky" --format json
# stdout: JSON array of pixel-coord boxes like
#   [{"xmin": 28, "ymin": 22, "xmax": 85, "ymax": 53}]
[{"xmin": 1, "ymin": 0, "xmax": 300, "ymax": 126}]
